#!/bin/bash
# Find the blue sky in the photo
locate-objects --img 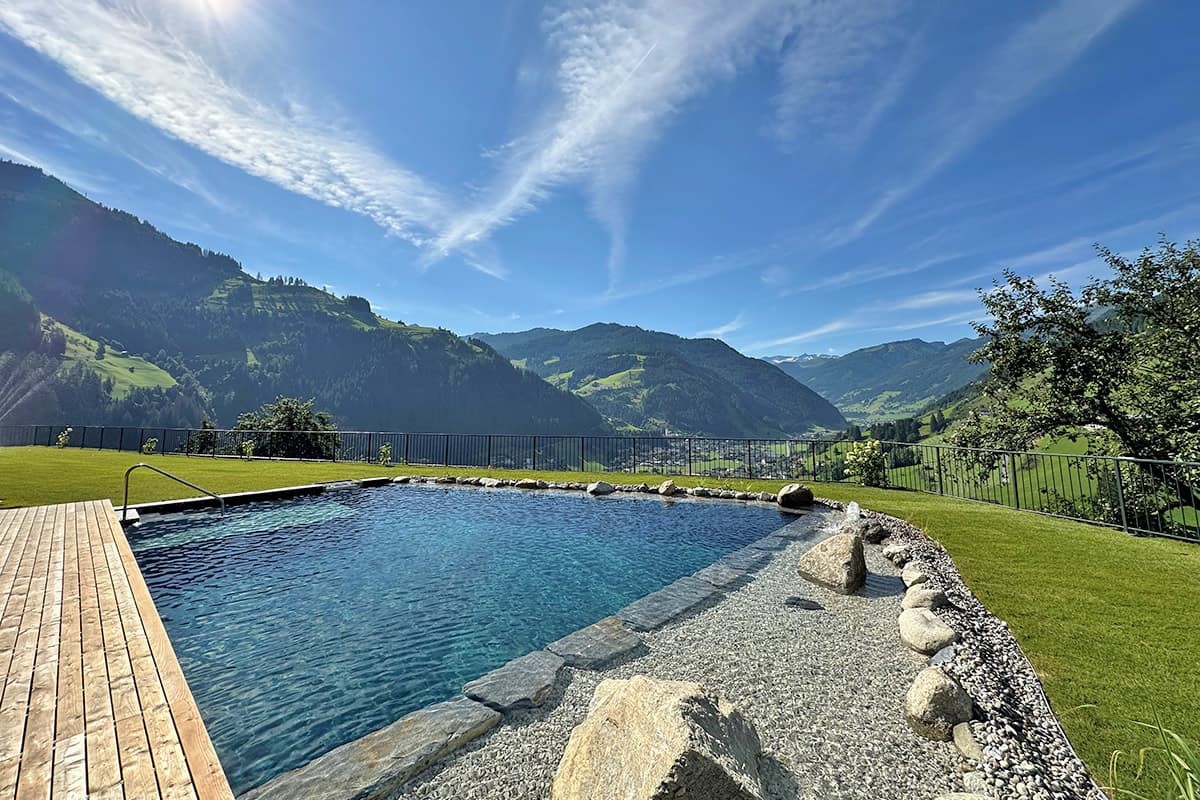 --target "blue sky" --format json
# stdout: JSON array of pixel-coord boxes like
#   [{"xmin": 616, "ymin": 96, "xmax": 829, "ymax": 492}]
[{"xmin": 1, "ymin": 1, "xmax": 1198, "ymax": 356}]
